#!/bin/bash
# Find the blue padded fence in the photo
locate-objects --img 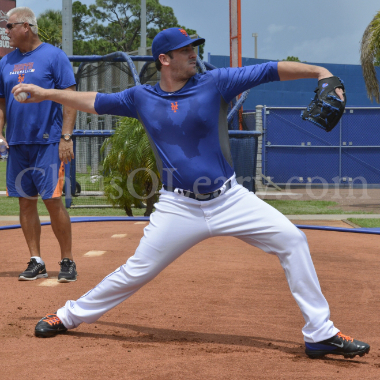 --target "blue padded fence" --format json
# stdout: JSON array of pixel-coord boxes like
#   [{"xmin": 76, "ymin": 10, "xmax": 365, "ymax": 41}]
[
  {"xmin": 262, "ymin": 107, "xmax": 380, "ymax": 187},
  {"xmin": 229, "ymin": 131, "xmax": 260, "ymax": 192}
]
